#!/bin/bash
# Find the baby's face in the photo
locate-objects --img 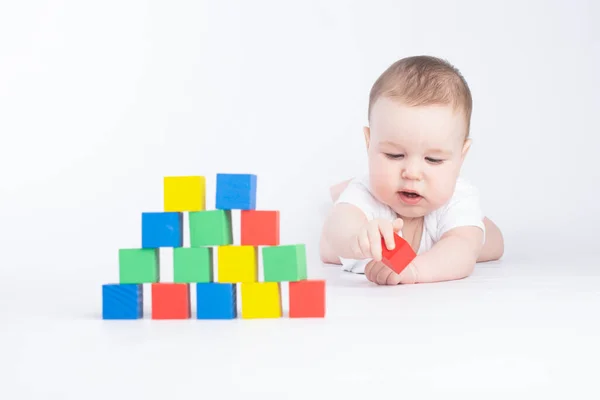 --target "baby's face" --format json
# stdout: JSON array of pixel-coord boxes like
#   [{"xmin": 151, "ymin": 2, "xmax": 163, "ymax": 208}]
[{"xmin": 365, "ymin": 97, "xmax": 470, "ymax": 219}]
